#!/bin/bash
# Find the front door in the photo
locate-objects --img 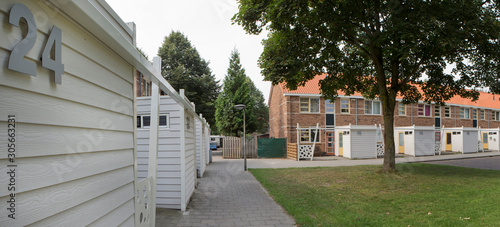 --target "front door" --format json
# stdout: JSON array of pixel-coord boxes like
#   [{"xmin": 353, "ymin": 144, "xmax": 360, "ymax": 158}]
[
  {"xmin": 483, "ymin": 132, "xmax": 489, "ymax": 150},
  {"xmin": 338, "ymin": 132, "xmax": 343, "ymax": 156},
  {"xmin": 325, "ymin": 131, "xmax": 335, "ymax": 155},
  {"xmin": 398, "ymin": 132, "xmax": 405, "ymax": 154},
  {"xmin": 446, "ymin": 132, "xmax": 452, "ymax": 151}
]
